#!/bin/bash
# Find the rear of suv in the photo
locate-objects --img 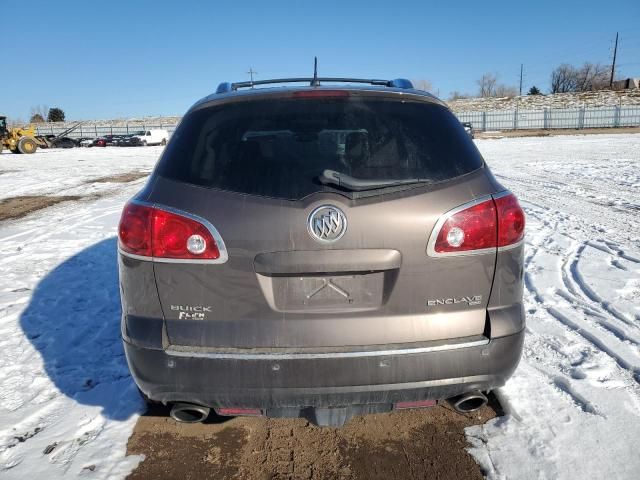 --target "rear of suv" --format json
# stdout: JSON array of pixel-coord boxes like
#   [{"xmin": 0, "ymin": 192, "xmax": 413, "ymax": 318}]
[{"xmin": 118, "ymin": 77, "xmax": 525, "ymax": 427}]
